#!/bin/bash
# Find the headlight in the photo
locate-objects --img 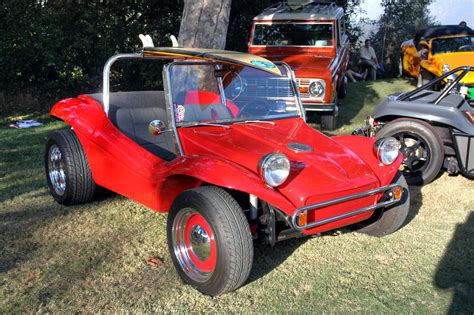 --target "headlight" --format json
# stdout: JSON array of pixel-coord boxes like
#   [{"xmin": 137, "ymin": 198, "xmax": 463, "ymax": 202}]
[
  {"xmin": 309, "ymin": 80, "xmax": 325, "ymax": 98},
  {"xmin": 259, "ymin": 153, "xmax": 290, "ymax": 187},
  {"xmin": 374, "ymin": 137, "xmax": 401, "ymax": 165},
  {"xmin": 442, "ymin": 64, "xmax": 450, "ymax": 74}
]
